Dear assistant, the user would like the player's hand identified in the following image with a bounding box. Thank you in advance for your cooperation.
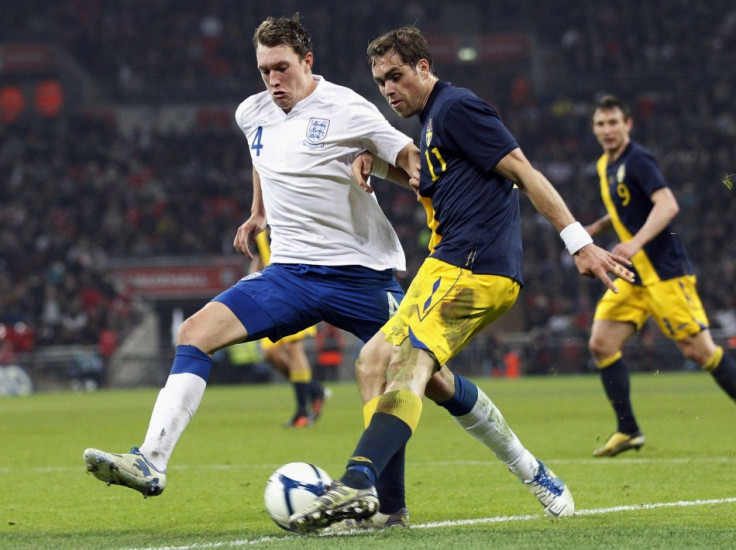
[233,215,266,259]
[573,243,635,293]
[611,240,641,261]
[351,152,375,193]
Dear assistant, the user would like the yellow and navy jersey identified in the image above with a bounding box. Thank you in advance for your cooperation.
[417,81,523,282]
[597,141,693,286]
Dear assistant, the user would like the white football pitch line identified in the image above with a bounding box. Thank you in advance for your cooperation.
[125,496,736,550]
[413,496,736,528]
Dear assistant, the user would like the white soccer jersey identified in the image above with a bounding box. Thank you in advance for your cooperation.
[235,75,410,271]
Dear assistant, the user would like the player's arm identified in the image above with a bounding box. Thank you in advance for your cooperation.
[233,167,268,259]
[394,142,421,193]
[612,187,679,260]
[351,143,420,196]
[584,214,612,237]
[494,147,635,291]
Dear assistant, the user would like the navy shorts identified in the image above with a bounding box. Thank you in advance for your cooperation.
[211,264,404,343]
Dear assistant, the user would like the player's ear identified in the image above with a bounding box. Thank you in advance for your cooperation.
[303,52,314,71]
[417,59,430,77]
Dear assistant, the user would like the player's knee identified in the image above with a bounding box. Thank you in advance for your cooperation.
[680,344,710,366]
[175,314,221,354]
[358,334,391,366]
[176,316,199,346]
[677,332,716,367]
[588,334,610,361]
[355,344,384,383]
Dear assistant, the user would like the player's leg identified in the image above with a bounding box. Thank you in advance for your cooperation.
[356,315,543,489]
[262,339,311,426]
[424,367,571,515]
[84,264,320,496]
[282,332,328,421]
[342,338,434,485]
[140,302,248,465]
[414,266,571,517]
[589,281,648,457]
[293,326,328,420]
[316,265,410,525]
[292,337,435,532]
[84,301,248,496]
[340,323,405,526]
[676,330,736,401]
[261,341,289,378]
[308,376,328,421]
[282,339,320,425]
[426,367,540,476]
[658,276,736,402]
[588,318,644,456]
[290,260,566,531]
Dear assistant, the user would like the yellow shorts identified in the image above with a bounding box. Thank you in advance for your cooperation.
[381,257,520,366]
[260,325,317,350]
[594,275,709,340]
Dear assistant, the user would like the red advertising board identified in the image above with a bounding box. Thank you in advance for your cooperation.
[109,258,247,298]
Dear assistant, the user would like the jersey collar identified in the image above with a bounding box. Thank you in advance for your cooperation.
[419,80,449,125]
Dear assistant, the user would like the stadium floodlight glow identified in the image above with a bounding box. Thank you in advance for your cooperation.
[457,47,477,62]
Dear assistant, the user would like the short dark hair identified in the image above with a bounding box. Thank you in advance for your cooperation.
[253,13,312,58]
[595,94,631,120]
[367,25,434,73]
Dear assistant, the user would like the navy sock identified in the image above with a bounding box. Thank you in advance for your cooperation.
[170,344,212,382]
[711,353,736,401]
[308,380,325,401]
[437,373,478,416]
[600,358,639,434]
[293,382,309,416]
[374,446,406,514]
[342,413,412,489]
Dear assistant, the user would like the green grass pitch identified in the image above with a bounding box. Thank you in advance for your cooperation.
[2,371,735,549]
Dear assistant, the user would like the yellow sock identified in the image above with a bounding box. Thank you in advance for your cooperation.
[702,346,724,372]
[363,396,380,428]
[376,390,423,432]
[596,351,622,369]
[289,369,311,383]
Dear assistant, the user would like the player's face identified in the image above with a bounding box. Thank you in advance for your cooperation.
[256,44,316,113]
[592,107,632,157]
[371,51,434,118]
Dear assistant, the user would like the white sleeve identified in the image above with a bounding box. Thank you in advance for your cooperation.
[234,100,249,137]
[348,98,413,165]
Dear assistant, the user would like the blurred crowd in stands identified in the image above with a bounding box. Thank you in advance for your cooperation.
[1,1,735,364]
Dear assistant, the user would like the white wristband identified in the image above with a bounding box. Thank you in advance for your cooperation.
[560,221,593,255]
[371,156,389,179]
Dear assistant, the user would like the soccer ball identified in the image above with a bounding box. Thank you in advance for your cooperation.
[264,462,332,531]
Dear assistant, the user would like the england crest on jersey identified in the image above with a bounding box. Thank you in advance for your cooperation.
[305,117,330,145]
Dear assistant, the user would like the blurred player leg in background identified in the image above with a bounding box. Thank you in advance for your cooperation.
[260,327,326,427]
